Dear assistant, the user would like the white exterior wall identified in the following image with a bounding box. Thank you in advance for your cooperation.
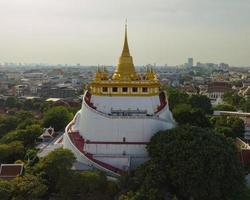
[63,91,175,174]
[78,101,174,143]
[85,143,147,156]
[91,95,160,114]
[208,92,224,104]
[93,155,130,170]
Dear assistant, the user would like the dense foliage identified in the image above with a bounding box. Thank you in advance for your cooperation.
[166,87,212,115]
[0,148,118,200]
[43,106,73,131]
[213,103,236,111]
[120,125,249,200]
[166,87,245,138]
[188,94,213,114]
[173,104,211,127]
[166,87,189,110]
[222,91,250,112]
[210,116,245,139]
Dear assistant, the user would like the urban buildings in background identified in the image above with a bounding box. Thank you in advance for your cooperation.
[0,53,250,106]
[0,61,248,103]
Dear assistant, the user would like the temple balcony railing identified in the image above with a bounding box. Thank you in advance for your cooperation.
[110,108,147,116]
[83,91,169,122]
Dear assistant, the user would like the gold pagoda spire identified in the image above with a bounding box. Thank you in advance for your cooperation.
[121,23,130,57]
[112,22,137,80]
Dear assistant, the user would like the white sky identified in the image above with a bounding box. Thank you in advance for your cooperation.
[0,0,250,66]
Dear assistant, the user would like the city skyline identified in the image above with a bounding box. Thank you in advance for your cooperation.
[0,0,250,66]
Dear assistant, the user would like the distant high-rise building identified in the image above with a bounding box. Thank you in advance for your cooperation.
[188,58,193,67]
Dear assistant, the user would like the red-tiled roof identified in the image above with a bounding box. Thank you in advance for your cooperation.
[207,81,233,93]
[0,164,23,180]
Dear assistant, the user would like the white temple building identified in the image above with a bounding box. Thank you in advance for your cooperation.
[63,24,175,176]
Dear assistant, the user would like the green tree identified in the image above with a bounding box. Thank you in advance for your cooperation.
[0,115,18,137]
[121,126,248,200]
[228,116,245,137]
[213,104,236,111]
[58,171,118,200]
[188,94,212,114]
[0,125,42,148]
[0,99,5,107]
[23,99,35,110]
[241,98,250,112]
[144,125,247,200]
[222,91,243,108]
[15,111,34,123]
[34,148,75,192]
[42,106,73,131]
[0,178,12,200]
[210,116,245,139]
[232,80,243,88]
[166,87,189,110]
[11,175,47,200]
[25,148,39,166]
[0,141,25,163]
[173,104,210,127]
[5,96,17,108]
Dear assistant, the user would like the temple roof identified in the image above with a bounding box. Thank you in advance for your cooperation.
[0,164,24,180]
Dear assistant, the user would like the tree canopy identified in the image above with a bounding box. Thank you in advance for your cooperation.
[121,125,248,200]
[0,141,25,163]
[0,124,42,148]
[42,106,73,131]
[213,103,237,111]
[210,116,245,139]
[222,91,244,108]
[5,96,17,108]
[31,148,118,199]
[34,148,76,192]
[188,94,212,114]
[173,104,211,128]
[166,87,189,110]
[11,175,48,200]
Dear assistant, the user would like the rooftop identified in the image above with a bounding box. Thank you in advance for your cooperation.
[0,164,24,180]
